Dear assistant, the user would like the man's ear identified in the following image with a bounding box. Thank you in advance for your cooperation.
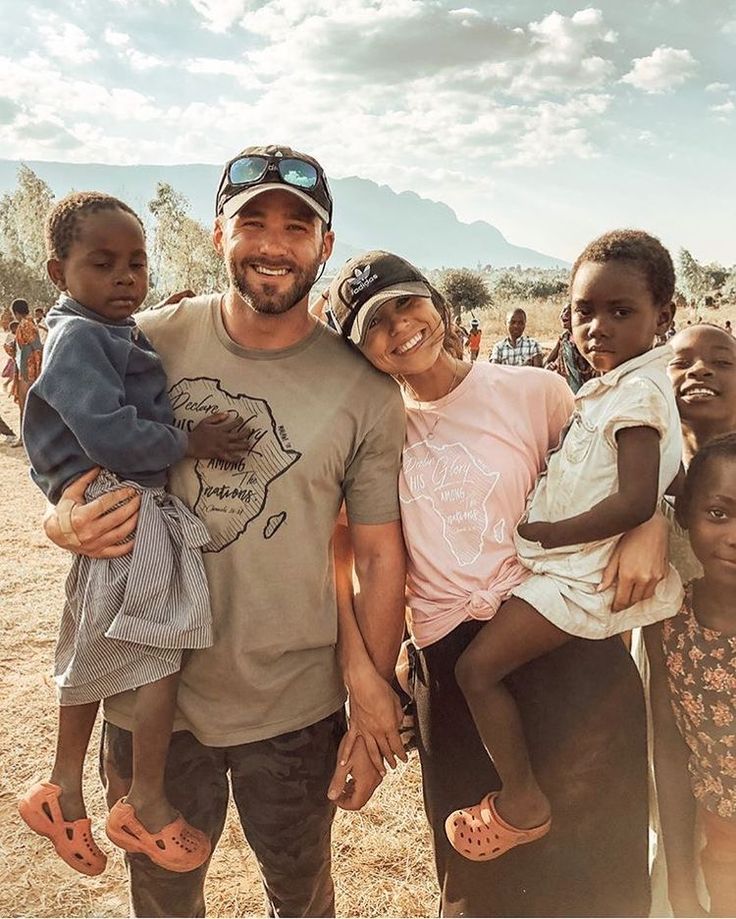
[47,258,66,291]
[212,217,224,256]
[320,229,335,265]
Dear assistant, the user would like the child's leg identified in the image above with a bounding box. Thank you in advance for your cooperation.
[125,672,180,832]
[49,700,100,821]
[455,597,569,829]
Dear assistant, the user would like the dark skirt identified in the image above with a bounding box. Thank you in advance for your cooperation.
[412,621,650,918]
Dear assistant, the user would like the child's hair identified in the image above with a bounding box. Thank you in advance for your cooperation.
[9,320,19,331]
[45,192,145,261]
[11,298,29,316]
[571,230,675,307]
[676,432,736,528]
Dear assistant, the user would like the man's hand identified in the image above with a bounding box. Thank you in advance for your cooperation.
[155,289,195,308]
[44,467,140,558]
[598,510,669,611]
[327,734,383,811]
[186,413,251,463]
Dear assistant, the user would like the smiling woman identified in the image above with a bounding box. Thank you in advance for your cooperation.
[326,246,661,916]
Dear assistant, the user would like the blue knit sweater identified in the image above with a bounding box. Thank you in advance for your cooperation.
[23,296,188,503]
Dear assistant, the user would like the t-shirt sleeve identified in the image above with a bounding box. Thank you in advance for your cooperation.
[601,376,671,449]
[531,338,543,358]
[343,384,406,525]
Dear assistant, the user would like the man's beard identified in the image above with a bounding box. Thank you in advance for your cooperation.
[228,253,322,316]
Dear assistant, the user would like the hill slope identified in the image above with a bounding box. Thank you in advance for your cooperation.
[0,159,566,270]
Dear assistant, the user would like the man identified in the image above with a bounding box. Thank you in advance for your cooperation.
[489,307,543,366]
[43,145,407,917]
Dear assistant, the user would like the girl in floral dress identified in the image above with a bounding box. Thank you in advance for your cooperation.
[645,432,736,918]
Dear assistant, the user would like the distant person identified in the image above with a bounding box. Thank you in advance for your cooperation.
[489,308,542,366]
[725,320,733,336]
[34,306,49,343]
[18,191,248,876]
[543,304,595,393]
[10,298,43,429]
[467,318,482,362]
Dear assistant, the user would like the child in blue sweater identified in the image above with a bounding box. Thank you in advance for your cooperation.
[18,192,247,876]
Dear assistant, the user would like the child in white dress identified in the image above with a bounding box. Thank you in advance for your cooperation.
[446,230,684,860]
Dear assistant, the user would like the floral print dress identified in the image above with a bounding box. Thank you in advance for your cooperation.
[662,580,736,819]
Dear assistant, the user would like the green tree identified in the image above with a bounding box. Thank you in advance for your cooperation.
[148,182,226,301]
[437,268,491,318]
[0,165,56,303]
[677,248,709,308]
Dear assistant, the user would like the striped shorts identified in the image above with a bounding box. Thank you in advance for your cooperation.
[55,471,213,705]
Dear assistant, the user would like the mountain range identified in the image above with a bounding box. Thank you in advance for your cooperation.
[0,159,566,270]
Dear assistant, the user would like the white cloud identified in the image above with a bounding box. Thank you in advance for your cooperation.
[104,27,131,47]
[621,46,696,93]
[709,99,735,114]
[190,0,253,32]
[705,81,730,93]
[36,16,99,63]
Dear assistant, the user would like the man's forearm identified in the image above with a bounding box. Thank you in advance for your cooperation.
[352,523,406,680]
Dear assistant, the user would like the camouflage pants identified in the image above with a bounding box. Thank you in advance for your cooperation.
[99,710,345,918]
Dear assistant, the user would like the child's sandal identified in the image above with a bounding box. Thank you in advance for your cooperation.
[18,782,107,876]
[445,791,551,861]
[106,798,211,873]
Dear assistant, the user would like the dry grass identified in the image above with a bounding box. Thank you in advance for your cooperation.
[468,297,735,356]
[0,388,435,919]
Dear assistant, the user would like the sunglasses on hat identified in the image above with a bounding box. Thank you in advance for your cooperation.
[215,152,332,225]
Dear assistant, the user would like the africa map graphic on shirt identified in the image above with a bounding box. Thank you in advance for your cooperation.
[401,440,501,566]
[168,377,301,552]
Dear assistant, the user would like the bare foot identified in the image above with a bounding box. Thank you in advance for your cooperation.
[123,791,178,834]
[493,787,551,830]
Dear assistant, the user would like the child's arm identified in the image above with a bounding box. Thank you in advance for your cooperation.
[519,425,660,549]
[643,624,706,918]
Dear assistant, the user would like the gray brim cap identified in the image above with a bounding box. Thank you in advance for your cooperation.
[348,281,433,346]
[220,183,331,224]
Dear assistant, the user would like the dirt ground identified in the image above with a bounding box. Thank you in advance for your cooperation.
[0,389,436,919]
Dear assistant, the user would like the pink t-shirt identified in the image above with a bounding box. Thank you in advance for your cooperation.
[400,362,574,648]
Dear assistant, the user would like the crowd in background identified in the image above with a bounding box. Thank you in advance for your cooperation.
[2,298,46,446]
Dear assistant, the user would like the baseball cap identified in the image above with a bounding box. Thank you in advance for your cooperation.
[326,250,433,346]
[215,145,333,226]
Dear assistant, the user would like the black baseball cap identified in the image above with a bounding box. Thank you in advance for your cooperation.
[326,250,433,346]
[215,145,333,226]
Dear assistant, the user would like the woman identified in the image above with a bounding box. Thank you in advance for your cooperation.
[544,304,595,393]
[10,298,43,427]
[326,249,667,917]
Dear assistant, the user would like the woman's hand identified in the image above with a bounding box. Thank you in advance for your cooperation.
[599,510,668,611]
[342,664,406,776]
[44,467,141,558]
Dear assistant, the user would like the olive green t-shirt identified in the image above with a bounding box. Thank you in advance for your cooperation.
[104,295,405,746]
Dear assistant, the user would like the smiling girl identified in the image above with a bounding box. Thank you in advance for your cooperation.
[327,245,663,915]
[18,192,248,876]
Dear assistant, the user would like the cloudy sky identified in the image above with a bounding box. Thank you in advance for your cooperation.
[1,0,734,263]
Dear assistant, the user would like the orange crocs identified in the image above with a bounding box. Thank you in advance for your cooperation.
[17,782,107,876]
[445,791,551,861]
[106,798,211,872]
